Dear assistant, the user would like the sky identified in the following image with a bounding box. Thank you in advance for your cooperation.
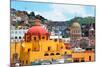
[11,1,95,21]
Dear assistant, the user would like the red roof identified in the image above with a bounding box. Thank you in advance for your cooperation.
[27,26,48,35]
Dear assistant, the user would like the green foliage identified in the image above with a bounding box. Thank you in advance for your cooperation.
[29,11,35,17]
[11,8,95,27]
[29,21,35,26]
[80,39,88,49]
[67,16,95,26]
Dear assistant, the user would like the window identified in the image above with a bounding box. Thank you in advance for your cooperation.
[73,58,79,62]
[34,37,36,40]
[19,31,21,34]
[15,31,17,34]
[56,53,60,55]
[65,52,67,55]
[26,35,31,42]
[34,48,36,51]
[66,47,68,49]
[23,27,25,29]
[28,48,31,53]
[26,60,28,64]
[50,53,54,55]
[54,39,57,42]
[15,36,17,39]
[61,47,63,49]
[19,36,21,39]
[44,53,49,56]
[13,53,18,60]
[81,58,85,62]
[42,36,45,39]
[46,37,48,40]
[89,56,91,61]
[39,36,41,40]
[48,47,51,51]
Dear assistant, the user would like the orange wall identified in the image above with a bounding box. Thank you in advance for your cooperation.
[72,52,95,62]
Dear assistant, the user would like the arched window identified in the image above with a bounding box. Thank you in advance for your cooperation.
[89,56,91,61]
[50,53,54,56]
[48,47,51,51]
[54,39,57,42]
[65,52,67,55]
[19,31,21,34]
[26,60,28,64]
[19,36,21,39]
[34,37,36,40]
[56,53,60,55]
[39,36,41,40]
[15,31,17,34]
[25,34,31,42]
[81,58,85,62]
[13,53,18,61]
[73,58,79,62]
[46,37,48,40]
[15,36,17,39]
[44,53,49,56]
[61,47,63,49]
[28,48,31,53]
[42,36,45,39]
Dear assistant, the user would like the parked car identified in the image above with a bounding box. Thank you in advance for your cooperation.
[31,61,41,65]
[56,58,64,64]
[40,60,51,65]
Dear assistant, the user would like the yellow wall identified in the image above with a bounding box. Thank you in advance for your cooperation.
[11,37,72,65]
[72,52,95,62]
[10,35,95,65]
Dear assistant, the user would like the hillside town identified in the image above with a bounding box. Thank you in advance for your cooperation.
[10,8,95,66]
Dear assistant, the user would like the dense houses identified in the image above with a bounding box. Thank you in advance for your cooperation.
[10,8,95,66]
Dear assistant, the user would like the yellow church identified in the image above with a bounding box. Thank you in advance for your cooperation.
[11,18,73,66]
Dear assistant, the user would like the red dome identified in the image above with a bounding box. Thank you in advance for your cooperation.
[27,26,48,35]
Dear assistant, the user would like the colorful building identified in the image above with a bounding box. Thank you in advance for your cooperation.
[10,18,95,66]
[11,18,73,65]
[72,51,95,62]
[70,21,81,48]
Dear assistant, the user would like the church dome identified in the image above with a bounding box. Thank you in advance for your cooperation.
[27,26,48,35]
[71,22,81,28]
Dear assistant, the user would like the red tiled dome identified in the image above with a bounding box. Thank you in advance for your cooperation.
[27,26,48,35]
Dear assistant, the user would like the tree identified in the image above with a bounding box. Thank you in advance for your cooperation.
[30,12,35,17]
[28,11,35,19]
[67,17,95,26]
[80,39,88,49]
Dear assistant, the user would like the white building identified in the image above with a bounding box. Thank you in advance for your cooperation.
[62,38,70,43]
[11,28,28,42]
[50,35,62,39]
